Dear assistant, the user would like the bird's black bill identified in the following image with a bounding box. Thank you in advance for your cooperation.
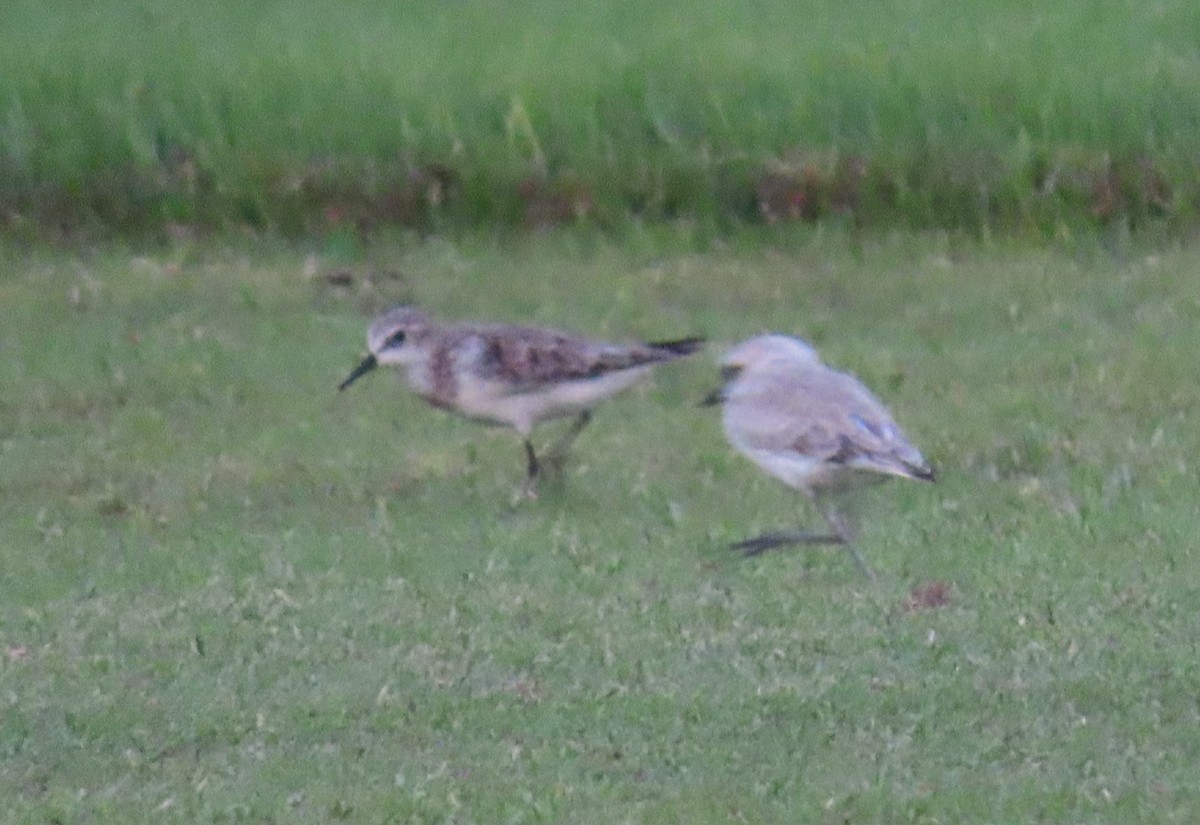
[338,354,378,391]
[699,387,726,407]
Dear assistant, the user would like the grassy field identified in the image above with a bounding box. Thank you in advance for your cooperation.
[2,0,1200,233]
[2,227,1199,821]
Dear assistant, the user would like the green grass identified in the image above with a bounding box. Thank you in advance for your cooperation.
[2,0,1200,233]
[2,227,1199,821]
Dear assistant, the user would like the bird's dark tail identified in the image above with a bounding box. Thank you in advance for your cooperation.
[648,336,705,357]
[910,463,937,483]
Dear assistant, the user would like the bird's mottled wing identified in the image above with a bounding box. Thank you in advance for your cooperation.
[474,326,673,391]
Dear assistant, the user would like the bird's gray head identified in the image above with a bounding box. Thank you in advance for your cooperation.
[720,334,821,372]
[338,306,433,391]
[701,334,821,406]
[366,306,432,364]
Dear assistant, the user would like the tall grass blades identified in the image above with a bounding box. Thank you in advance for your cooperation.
[2,0,1199,235]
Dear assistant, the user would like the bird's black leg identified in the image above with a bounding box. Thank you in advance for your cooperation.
[732,530,845,557]
[543,410,593,470]
[524,439,540,481]
[819,503,876,581]
[733,501,876,580]
[515,439,543,501]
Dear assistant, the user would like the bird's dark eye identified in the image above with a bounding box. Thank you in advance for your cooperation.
[384,330,406,348]
[720,365,743,382]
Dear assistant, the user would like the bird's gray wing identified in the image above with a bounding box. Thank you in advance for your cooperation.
[731,366,932,480]
[811,369,933,480]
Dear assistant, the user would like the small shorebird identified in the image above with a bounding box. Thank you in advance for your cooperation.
[703,334,934,579]
[340,307,703,493]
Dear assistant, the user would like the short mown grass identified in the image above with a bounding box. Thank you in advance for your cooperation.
[1,227,1198,822]
[2,0,1200,233]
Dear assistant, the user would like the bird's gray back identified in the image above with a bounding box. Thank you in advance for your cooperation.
[725,361,926,477]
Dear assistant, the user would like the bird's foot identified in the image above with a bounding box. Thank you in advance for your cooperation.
[732,530,845,557]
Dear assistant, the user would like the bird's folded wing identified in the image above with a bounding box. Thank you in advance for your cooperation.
[731,376,908,465]
[475,328,667,390]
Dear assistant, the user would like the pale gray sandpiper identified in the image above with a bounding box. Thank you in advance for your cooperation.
[703,334,934,579]
[340,306,704,493]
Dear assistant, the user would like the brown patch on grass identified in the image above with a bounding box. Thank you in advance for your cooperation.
[322,270,355,287]
[517,174,595,228]
[309,263,411,316]
[278,158,461,234]
[755,150,873,224]
[902,580,952,613]
[1090,155,1172,224]
[1035,151,1174,226]
[97,496,131,518]
[377,162,461,228]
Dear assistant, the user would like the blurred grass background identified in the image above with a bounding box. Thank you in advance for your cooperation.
[2,0,1199,236]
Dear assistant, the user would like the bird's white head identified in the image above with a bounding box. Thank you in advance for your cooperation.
[720,334,821,372]
[339,306,434,391]
[700,334,821,406]
[366,306,433,366]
